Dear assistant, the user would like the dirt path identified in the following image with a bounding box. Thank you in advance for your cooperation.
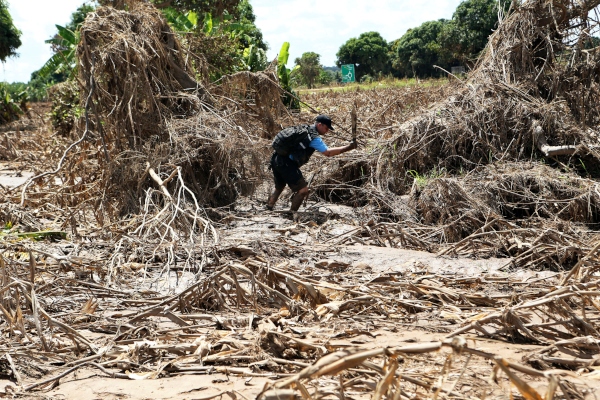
[0,162,33,188]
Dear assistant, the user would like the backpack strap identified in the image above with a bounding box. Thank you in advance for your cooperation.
[307,124,320,141]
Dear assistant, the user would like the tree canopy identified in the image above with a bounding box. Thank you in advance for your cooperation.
[150,0,241,19]
[294,52,321,89]
[336,31,389,81]
[438,0,511,64]
[236,0,266,51]
[394,19,448,78]
[0,0,22,62]
[392,0,512,78]
[65,2,97,32]
[180,0,268,77]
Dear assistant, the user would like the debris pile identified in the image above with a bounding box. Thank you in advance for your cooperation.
[2,228,600,398]
[310,0,600,196]
[16,3,291,273]
[303,0,600,270]
[377,0,600,189]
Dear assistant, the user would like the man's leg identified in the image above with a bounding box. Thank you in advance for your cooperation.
[290,186,309,211]
[273,155,307,211]
[267,187,283,210]
[267,156,287,210]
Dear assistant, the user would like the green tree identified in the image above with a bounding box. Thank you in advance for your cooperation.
[336,31,389,81]
[164,0,268,75]
[294,52,321,89]
[229,0,268,71]
[65,2,97,32]
[584,36,600,49]
[318,69,334,85]
[0,0,21,62]
[150,0,241,19]
[388,38,401,77]
[236,0,267,52]
[438,0,511,65]
[395,19,448,78]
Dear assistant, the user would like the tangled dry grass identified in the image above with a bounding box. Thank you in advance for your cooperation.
[2,223,600,398]
[301,0,600,271]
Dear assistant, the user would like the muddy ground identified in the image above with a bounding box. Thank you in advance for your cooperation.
[0,199,563,399]
[1,98,599,400]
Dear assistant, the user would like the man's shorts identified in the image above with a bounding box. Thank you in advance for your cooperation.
[270,153,308,192]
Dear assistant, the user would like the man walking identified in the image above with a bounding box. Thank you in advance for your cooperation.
[267,115,357,211]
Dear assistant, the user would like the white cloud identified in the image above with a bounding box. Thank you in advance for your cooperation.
[1,0,464,83]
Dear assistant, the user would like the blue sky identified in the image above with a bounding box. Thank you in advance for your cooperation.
[1,0,463,83]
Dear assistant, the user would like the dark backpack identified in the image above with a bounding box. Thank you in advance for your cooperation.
[272,125,312,156]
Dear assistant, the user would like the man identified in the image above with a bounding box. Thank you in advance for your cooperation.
[267,115,357,211]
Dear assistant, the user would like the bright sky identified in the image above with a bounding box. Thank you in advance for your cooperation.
[1,0,93,83]
[1,0,464,83]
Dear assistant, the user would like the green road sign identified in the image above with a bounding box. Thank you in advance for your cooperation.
[341,64,355,83]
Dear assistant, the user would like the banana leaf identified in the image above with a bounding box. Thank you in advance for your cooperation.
[0,231,67,241]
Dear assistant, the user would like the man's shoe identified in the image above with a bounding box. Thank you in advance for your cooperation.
[266,204,274,211]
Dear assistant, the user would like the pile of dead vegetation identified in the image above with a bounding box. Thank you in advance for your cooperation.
[375,0,600,188]
[301,83,451,140]
[2,212,600,399]
[412,162,599,266]
[9,2,298,271]
[301,0,600,269]
[74,2,269,213]
[22,1,294,215]
[311,0,600,196]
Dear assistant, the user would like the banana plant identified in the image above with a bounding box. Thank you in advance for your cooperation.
[38,25,79,80]
[202,12,213,33]
[277,42,300,109]
[163,9,222,34]
[163,8,199,32]
[0,83,23,124]
[242,44,267,71]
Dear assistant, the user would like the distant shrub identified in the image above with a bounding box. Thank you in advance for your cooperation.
[48,81,81,136]
[0,82,25,125]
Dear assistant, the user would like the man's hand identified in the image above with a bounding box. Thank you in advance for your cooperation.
[323,140,358,157]
[348,139,358,150]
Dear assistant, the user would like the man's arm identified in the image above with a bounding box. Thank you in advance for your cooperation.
[311,137,357,157]
[322,142,356,157]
